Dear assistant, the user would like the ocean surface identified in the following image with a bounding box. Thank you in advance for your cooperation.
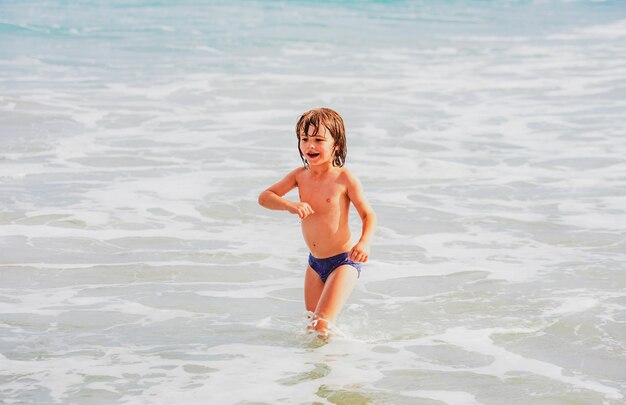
[1,0,626,404]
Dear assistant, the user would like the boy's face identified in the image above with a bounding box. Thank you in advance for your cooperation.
[299,125,337,167]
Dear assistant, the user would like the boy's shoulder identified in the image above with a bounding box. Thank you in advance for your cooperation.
[291,166,307,176]
[337,167,365,192]
[289,166,307,182]
[337,166,358,182]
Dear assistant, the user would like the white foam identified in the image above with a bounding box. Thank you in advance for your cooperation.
[434,327,623,400]
[544,297,599,316]
[397,390,483,405]
[548,19,626,40]
[195,278,301,300]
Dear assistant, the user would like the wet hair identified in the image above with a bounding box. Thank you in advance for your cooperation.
[295,107,347,168]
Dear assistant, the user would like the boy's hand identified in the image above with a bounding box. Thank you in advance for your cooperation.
[287,201,314,219]
[349,241,370,263]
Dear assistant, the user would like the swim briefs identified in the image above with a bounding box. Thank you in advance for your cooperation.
[308,251,361,283]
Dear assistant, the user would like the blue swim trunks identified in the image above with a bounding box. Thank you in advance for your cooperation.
[308,252,361,283]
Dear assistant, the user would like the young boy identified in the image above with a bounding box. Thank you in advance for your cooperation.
[258,107,376,337]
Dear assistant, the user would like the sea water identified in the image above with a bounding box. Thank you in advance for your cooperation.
[1,0,625,404]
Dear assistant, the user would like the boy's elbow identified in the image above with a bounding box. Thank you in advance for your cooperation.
[367,210,378,225]
[363,210,377,224]
[370,211,378,225]
[258,191,267,207]
[258,190,274,207]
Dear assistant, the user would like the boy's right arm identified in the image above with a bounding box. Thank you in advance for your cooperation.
[258,169,314,219]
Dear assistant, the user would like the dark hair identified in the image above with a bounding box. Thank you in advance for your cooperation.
[295,107,346,168]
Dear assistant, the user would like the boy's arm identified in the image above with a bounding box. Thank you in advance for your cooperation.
[345,170,377,263]
[258,168,314,219]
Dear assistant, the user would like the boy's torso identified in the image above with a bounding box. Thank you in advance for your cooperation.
[296,167,353,258]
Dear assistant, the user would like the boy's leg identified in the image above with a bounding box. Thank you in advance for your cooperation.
[312,265,359,334]
[304,266,325,313]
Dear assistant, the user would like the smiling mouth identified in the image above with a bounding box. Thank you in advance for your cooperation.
[307,152,320,158]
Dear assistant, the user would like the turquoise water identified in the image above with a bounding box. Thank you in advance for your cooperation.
[1,1,626,404]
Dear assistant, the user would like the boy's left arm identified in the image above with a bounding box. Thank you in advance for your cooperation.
[346,171,377,263]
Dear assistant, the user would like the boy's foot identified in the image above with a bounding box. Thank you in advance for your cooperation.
[307,313,333,339]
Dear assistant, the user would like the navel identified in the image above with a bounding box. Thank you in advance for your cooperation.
[326,198,330,203]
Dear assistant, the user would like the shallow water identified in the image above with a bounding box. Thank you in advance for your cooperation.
[1,0,626,404]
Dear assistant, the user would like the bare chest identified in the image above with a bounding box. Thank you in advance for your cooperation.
[298,178,347,214]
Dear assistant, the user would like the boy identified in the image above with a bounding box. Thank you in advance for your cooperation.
[258,107,376,337]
